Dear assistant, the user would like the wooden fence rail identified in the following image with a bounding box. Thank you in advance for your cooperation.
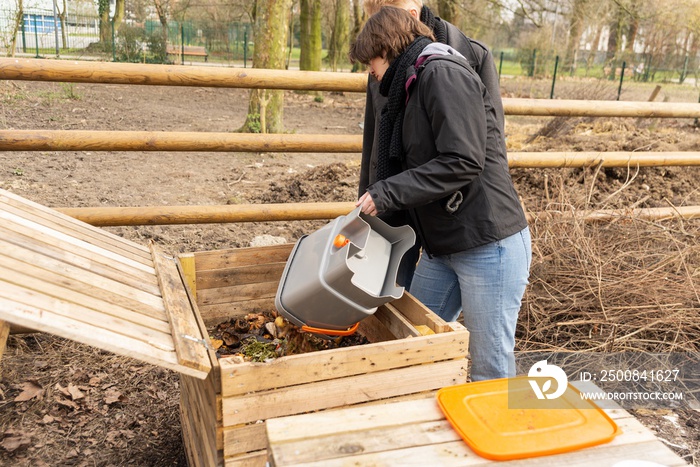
[56,203,700,227]
[3,58,700,118]
[3,130,700,168]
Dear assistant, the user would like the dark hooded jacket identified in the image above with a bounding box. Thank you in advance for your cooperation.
[359,15,504,196]
[365,44,526,256]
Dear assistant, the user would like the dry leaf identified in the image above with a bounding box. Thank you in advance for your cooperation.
[0,434,31,452]
[210,338,223,350]
[14,381,44,402]
[42,415,55,424]
[67,383,85,401]
[104,388,124,405]
[88,377,102,387]
[54,383,71,397]
[55,396,79,410]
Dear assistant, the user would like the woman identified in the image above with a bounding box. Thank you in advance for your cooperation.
[349,6,531,381]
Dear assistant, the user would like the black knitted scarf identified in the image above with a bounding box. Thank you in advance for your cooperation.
[420,6,448,44]
[376,36,432,181]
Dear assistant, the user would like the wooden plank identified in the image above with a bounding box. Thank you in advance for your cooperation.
[219,332,468,396]
[180,374,220,466]
[0,280,174,350]
[222,359,467,425]
[0,296,207,378]
[391,292,451,333]
[197,281,279,306]
[178,253,198,302]
[0,208,155,274]
[224,450,267,467]
[271,437,688,467]
[357,313,397,343]
[0,224,161,295]
[373,303,421,339]
[0,189,152,263]
[0,259,170,332]
[175,257,221,390]
[1,241,165,312]
[195,263,286,291]
[150,242,212,375]
[266,397,688,467]
[223,423,268,457]
[198,299,277,326]
[193,244,293,272]
[0,320,10,365]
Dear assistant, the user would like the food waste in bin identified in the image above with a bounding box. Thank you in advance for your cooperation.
[275,207,415,337]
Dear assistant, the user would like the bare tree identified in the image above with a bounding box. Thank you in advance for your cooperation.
[241,0,294,133]
[327,0,349,71]
[6,0,23,57]
[300,0,322,70]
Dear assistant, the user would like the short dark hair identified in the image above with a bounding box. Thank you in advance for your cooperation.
[349,6,435,65]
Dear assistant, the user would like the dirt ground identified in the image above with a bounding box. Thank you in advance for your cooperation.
[1,76,699,466]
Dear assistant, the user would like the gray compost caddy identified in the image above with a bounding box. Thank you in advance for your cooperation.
[275,207,415,336]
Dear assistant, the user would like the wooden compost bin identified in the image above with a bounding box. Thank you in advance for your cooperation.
[177,243,470,467]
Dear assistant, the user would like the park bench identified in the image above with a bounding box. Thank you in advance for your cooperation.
[166,44,208,62]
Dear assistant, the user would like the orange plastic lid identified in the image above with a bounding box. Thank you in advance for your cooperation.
[436,376,621,460]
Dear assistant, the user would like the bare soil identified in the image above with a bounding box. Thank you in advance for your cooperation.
[0,76,699,466]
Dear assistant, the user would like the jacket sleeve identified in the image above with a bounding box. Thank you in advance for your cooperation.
[367,64,487,213]
[358,75,376,197]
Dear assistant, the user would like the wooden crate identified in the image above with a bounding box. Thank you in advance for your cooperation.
[178,244,470,467]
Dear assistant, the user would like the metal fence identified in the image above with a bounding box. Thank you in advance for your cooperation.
[1,9,253,64]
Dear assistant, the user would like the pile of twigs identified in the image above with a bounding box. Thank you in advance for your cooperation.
[517,170,700,353]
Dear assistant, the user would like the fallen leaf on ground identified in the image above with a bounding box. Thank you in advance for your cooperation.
[14,381,44,402]
[67,384,85,400]
[0,433,32,452]
[104,388,125,405]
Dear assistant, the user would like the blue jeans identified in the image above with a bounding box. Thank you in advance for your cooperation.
[409,227,531,381]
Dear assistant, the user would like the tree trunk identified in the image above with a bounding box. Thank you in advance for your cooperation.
[585,24,603,74]
[113,0,126,29]
[99,0,111,45]
[8,0,23,57]
[437,0,460,26]
[564,0,587,75]
[153,0,169,44]
[299,0,321,71]
[241,0,293,133]
[327,0,349,72]
[605,6,622,79]
[59,0,68,49]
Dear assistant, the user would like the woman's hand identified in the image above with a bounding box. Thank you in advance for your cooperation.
[356,192,378,216]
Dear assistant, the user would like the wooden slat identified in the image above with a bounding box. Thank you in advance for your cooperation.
[1,241,165,313]
[0,208,154,274]
[151,242,212,375]
[0,190,152,262]
[391,292,451,333]
[0,280,174,350]
[197,281,279,306]
[266,398,687,467]
[198,299,277,326]
[0,224,161,295]
[222,359,467,425]
[0,321,10,365]
[224,450,268,467]
[0,259,170,333]
[179,253,198,302]
[195,263,286,291]
[223,423,268,457]
[219,332,468,397]
[180,374,220,466]
[373,303,421,339]
[0,296,210,378]
[193,244,293,272]
[357,313,397,343]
